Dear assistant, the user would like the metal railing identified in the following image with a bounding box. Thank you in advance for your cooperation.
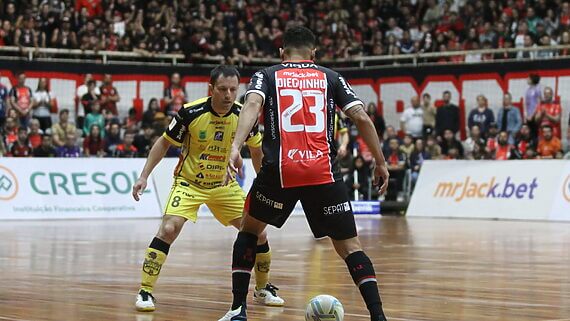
[1,44,570,68]
[0,46,185,65]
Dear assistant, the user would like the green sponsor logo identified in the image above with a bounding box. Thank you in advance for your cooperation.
[30,171,151,196]
[199,130,207,140]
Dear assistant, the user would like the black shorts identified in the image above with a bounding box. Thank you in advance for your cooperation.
[245,174,357,240]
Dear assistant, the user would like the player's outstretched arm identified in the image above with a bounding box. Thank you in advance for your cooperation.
[132,136,170,201]
[345,104,390,195]
[226,93,263,182]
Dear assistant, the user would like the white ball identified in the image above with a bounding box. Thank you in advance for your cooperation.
[305,294,344,321]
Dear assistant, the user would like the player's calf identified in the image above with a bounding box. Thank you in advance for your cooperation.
[345,251,388,321]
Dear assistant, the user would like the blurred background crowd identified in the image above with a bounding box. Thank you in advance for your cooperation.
[1,71,569,201]
[2,0,570,63]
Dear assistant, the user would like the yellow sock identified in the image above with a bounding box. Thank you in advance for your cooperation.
[255,245,271,290]
[140,237,170,293]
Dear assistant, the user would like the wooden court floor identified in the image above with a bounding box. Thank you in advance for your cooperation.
[0,216,569,321]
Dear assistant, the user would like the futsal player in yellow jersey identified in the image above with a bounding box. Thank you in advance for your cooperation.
[132,66,284,312]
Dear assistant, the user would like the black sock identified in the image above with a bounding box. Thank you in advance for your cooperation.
[150,237,170,254]
[256,241,270,254]
[231,232,258,310]
[345,251,385,320]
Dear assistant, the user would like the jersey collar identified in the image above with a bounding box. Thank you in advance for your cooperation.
[207,97,236,117]
[283,60,314,63]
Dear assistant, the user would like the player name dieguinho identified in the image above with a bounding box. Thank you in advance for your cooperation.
[276,77,326,89]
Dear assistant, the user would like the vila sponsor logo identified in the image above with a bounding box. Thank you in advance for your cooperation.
[433,176,538,202]
[287,148,324,160]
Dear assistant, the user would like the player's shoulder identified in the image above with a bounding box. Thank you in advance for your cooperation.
[180,97,210,120]
[230,101,244,116]
[183,96,210,109]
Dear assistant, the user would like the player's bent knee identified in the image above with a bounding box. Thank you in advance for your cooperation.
[240,214,267,237]
[331,237,363,260]
[157,216,185,243]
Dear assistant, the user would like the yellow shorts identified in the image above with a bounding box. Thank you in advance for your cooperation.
[164,177,246,226]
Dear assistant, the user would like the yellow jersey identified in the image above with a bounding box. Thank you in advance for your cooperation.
[163,97,262,189]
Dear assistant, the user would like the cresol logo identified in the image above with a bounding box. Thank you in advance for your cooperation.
[0,165,19,200]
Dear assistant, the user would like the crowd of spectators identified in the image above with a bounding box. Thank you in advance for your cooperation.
[3,1,570,63]
[0,71,182,158]
[341,73,570,200]
[1,71,569,201]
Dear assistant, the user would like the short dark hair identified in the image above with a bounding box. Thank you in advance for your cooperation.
[59,108,69,115]
[443,90,451,96]
[529,73,541,85]
[283,26,316,50]
[210,65,240,85]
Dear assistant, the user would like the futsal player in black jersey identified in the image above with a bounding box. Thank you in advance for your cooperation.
[218,26,390,321]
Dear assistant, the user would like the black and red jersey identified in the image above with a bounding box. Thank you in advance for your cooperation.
[246,60,363,188]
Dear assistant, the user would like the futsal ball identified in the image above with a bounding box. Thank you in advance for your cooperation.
[305,294,344,321]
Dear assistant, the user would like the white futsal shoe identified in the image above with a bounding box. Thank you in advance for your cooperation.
[253,283,285,306]
[135,290,156,312]
[218,305,247,321]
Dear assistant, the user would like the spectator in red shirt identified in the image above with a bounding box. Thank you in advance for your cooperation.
[386,137,406,201]
[9,72,34,127]
[3,116,18,150]
[75,0,103,18]
[28,119,43,149]
[83,124,105,157]
[113,131,137,158]
[494,131,513,160]
[514,124,536,158]
[485,123,499,155]
[561,2,570,27]
[99,74,120,118]
[163,73,187,116]
[537,125,562,159]
[10,127,32,157]
[535,87,561,139]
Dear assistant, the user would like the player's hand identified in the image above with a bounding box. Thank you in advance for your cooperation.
[374,162,389,196]
[225,146,243,185]
[337,145,348,158]
[132,177,147,201]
